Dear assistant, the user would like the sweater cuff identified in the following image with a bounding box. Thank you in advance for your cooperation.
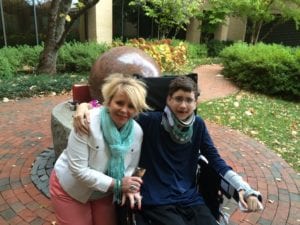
[224,170,262,201]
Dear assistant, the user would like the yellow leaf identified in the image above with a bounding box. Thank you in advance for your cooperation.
[245,110,252,116]
[233,102,239,107]
[65,15,71,22]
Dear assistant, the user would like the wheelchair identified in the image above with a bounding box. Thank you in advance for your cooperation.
[116,74,240,225]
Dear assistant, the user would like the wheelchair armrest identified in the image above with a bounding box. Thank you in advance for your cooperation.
[198,155,239,203]
[219,175,239,202]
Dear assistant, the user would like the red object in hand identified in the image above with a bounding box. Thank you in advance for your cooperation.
[72,84,91,103]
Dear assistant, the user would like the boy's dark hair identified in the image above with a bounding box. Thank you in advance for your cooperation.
[168,76,200,99]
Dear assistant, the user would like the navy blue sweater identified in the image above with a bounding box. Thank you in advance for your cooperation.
[136,111,230,206]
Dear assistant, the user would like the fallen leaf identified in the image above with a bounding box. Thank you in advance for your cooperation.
[3,97,9,102]
[245,110,252,116]
[234,102,239,107]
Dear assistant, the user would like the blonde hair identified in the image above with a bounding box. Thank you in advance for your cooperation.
[101,73,150,113]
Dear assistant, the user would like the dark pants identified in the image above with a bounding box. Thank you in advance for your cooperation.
[135,204,219,225]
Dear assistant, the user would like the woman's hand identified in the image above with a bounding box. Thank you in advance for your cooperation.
[121,176,143,209]
[73,103,91,135]
[121,192,142,210]
[238,190,262,212]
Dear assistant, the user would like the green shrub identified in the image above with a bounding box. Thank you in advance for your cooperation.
[0,73,88,99]
[0,57,15,79]
[0,41,111,79]
[58,42,110,73]
[0,45,42,78]
[186,42,207,61]
[171,39,207,62]
[0,47,22,78]
[206,40,234,57]
[17,45,43,68]
[220,42,300,99]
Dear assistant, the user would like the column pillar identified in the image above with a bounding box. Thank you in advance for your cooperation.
[186,18,201,43]
[87,0,112,44]
[214,17,229,41]
[214,17,247,41]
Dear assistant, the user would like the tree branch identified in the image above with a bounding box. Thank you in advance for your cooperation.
[57,0,101,48]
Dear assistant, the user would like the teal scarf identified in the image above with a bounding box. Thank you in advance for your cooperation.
[162,106,195,144]
[100,106,134,202]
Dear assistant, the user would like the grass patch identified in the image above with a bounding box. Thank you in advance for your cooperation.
[197,91,300,172]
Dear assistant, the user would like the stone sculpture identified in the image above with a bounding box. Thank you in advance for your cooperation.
[89,46,161,102]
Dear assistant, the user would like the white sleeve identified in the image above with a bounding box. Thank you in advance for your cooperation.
[66,130,113,192]
[224,170,261,199]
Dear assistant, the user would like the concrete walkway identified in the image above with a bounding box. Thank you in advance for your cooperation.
[0,65,299,224]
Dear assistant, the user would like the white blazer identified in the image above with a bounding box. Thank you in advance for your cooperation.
[54,107,143,203]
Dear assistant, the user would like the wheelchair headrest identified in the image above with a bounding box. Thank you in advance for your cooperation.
[134,73,198,112]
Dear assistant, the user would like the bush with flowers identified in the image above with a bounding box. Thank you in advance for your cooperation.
[113,38,188,73]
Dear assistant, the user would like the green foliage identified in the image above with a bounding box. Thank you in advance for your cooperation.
[129,0,203,38]
[0,73,88,99]
[0,45,43,77]
[171,39,208,67]
[220,42,300,99]
[58,42,110,72]
[198,1,233,35]
[0,47,23,79]
[0,56,17,79]
[206,40,234,57]
[17,45,43,68]
[0,42,111,78]
[202,0,300,44]
[234,0,300,43]
[198,92,300,172]
[186,42,207,61]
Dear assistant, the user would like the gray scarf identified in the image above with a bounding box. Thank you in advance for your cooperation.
[161,106,195,144]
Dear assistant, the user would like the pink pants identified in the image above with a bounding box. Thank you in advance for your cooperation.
[49,171,117,225]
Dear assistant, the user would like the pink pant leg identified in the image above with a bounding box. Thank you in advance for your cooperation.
[49,171,93,225]
[91,195,117,225]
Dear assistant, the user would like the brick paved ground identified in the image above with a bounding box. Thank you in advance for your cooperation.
[0,65,299,224]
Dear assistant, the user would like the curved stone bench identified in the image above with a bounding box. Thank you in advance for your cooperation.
[51,101,73,158]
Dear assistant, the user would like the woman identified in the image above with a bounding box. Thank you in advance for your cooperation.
[49,73,150,225]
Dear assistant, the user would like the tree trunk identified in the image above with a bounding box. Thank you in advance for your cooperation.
[254,21,263,44]
[36,0,101,74]
[250,22,258,44]
[37,0,71,74]
[37,44,59,74]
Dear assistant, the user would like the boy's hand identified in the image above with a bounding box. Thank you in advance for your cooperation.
[238,190,263,212]
[73,103,91,135]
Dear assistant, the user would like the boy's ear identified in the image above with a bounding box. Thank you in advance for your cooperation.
[166,95,172,104]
